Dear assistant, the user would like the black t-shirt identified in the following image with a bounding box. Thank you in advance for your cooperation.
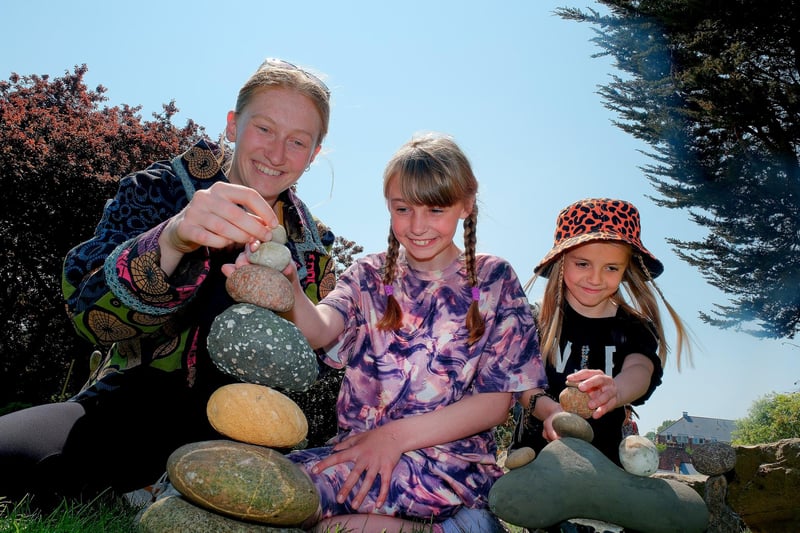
[512,302,663,465]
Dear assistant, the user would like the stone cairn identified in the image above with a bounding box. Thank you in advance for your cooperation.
[494,386,709,532]
[692,441,745,533]
[138,228,321,532]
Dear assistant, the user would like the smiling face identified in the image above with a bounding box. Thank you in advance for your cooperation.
[225,87,322,205]
[386,176,471,271]
[563,241,631,317]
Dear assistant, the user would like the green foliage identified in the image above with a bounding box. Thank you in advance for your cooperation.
[0,495,139,533]
[656,419,676,433]
[0,66,203,406]
[558,0,800,339]
[732,391,800,444]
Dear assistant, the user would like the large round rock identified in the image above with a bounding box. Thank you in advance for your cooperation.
[137,495,304,532]
[208,303,318,392]
[167,440,319,526]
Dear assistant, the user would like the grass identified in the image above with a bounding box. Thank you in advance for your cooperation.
[0,494,526,533]
[0,495,140,533]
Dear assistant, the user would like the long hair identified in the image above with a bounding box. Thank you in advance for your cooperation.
[377,133,485,344]
[529,249,691,370]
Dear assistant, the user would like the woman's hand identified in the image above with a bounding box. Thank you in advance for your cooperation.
[160,182,279,274]
[312,427,404,511]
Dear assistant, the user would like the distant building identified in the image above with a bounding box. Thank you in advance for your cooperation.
[657,411,736,446]
[655,412,737,473]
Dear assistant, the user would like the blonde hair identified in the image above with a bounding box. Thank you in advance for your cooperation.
[377,133,485,344]
[528,247,691,371]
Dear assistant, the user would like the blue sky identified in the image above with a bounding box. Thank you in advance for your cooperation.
[3,0,798,435]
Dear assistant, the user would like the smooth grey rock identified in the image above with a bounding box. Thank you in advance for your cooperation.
[552,411,594,442]
[246,241,291,271]
[489,437,709,532]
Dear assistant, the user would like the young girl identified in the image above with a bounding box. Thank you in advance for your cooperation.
[511,198,691,465]
[277,133,547,532]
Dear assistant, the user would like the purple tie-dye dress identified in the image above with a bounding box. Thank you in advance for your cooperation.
[288,250,546,521]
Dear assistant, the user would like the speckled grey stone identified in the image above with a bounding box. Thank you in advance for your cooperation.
[693,441,736,475]
[208,303,318,392]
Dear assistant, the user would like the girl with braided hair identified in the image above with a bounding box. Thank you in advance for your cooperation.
[228,132,546,532]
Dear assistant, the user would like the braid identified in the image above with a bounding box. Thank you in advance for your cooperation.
[463,206,485,344]
[377,229,403,331]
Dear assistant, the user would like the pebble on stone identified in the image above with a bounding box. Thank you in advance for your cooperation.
[246,241,292,271]
[559,382,595,419]
[270,225,288,245]
[619,435,659,476]
[208,303,318,392]
[207,383,308,448]
[226,264,294,312]
[552,411,594,442]
[693,441,737,476]
[489,437,709,532]
[505,447,537,469]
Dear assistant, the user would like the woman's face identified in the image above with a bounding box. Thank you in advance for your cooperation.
[563,241,630,317]
[225,87,322,205]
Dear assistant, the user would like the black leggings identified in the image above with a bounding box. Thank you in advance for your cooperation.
[0,368,221,509]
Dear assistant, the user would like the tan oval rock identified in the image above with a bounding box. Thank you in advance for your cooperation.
[226,264,294,312]
[207,383,308,448]
[505,447,536,470]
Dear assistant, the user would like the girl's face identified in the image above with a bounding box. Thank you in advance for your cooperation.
[386,178,471,271]
[225,87,322,206]
[563,241,631,318]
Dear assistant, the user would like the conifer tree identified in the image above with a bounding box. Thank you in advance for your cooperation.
[558,1,800,339]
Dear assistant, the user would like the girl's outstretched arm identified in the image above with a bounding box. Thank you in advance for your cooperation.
[313,391,512,510]
[222,250,344,349]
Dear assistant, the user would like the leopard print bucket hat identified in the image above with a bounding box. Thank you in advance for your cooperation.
[535,198,664,279]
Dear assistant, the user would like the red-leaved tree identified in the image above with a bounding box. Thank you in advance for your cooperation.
[0,65,203,407]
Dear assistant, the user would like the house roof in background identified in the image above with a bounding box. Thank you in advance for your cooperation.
[657,412,737,442]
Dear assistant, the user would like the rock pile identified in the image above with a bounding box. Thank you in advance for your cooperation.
[138,231,323,532]
[493,413,707,532]
[137,385,317,532]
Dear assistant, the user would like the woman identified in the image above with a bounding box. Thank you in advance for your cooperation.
[0,58,337,509]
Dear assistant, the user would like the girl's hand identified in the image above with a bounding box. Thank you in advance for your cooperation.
[567,368,618,419]
[541,409,564,442]
[312,428,403,511]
